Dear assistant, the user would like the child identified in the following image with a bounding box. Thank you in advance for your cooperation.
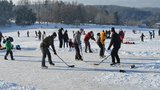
[69,39,74,49]
[4,37,14,60]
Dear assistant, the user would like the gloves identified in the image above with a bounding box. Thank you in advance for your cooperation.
[54,52,57,55]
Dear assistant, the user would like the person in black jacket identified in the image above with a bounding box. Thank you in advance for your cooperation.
[58,28,64,48]
[140,33,145,42]
[38,30,42,40]
[63,30,69,48]
[40,32,57,69]
[107,27,121,66]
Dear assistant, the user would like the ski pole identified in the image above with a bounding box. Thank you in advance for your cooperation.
[94,55,110,65]
[56,54,75,68]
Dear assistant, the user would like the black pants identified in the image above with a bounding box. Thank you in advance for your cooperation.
[84,40,92,52]
[40,46,53,66]
[111,48,120,63]
[97,42,105,57]
[5,50,14,59]
[59,39,63,48]
[74,44,82,59]
[39,36,41,40]
[63,41,68,48]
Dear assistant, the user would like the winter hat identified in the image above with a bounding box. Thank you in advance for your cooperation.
[7,37,14,42]
[111,27,115,32]
[52,32,57,37]
[80,28,84,31]
[97,33,100,36]
[90,31,93,33]
[60,28,63,30]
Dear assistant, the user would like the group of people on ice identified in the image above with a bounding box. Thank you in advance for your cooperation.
[40,27,123,68]
[140,29,158,42]
[17,30,46,40]
[57,28,77,49]
[1,27,160,69]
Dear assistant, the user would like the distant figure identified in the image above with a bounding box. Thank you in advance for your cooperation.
[107,27,121,66]
[58,28,64,48]
[35,31,38,38]
[63,30,69,48]
[72,30,75,38]
[4,37,15,60]
[158,29,160,36]
[140,33,145,42]
[69,39,74,49]
[0,32,3,47]
[38,30,42,40]
[27,31,29,37]
[17,31,20,37]
[132,30,136,34]
[42,31,46,40]
[149,31,152,39]
[80,28,85,35]
[152,30,155,38]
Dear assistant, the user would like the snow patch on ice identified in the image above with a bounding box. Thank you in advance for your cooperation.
[95,72,160,88]
[0,80,35,90]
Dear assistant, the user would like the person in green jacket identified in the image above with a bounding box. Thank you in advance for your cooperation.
[40,32,57,69]
[4,37,14,60]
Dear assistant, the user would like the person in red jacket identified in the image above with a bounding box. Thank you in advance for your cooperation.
[119,30,125,43]
[84,31,95,53]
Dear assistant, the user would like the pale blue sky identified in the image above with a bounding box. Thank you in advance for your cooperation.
[12,0,160,8]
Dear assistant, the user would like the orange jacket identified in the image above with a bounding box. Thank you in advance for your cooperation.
[100,31,106,45]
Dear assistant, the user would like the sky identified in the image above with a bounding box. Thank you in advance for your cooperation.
[12,0,160,8]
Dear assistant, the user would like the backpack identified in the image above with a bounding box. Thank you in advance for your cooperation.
[16,45,21,50]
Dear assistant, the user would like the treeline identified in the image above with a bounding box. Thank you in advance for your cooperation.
[0,0,14,25]
[97,5,160,27]
[32,0,119,25]
[0,0,119,26]
[0,0,160,27]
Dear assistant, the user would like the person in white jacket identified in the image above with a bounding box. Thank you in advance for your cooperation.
[74,30,83,60]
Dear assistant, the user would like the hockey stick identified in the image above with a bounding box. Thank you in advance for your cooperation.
[56,54,75,68]
[94,55,110,65]
[50,48,75,67]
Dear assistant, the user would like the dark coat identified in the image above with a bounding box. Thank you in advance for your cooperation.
[63,31,69,42]
[108,32,121,49]
[40,35,56,53]
[58,29,63,40]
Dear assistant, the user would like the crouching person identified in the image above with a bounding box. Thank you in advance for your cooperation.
[40,32,57,69]
[4,37,14,60]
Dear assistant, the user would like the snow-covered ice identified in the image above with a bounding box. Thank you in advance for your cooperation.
[0,24,160,90]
